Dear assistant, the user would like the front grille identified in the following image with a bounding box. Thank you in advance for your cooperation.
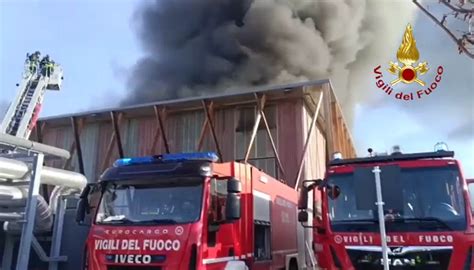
[346,246,452,270]
[107,266,162,270]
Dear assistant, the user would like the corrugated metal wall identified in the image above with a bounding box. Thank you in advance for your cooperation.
[34,84,356,189]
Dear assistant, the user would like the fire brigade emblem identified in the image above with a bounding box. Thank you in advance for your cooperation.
[388,23,429,86]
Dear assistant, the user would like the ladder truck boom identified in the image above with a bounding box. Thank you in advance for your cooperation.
[0,53,88,270]
[0,55,63,139]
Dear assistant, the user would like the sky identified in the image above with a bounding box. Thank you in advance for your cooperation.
[0,0,473,176]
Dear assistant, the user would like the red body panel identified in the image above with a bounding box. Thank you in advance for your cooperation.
[85,161,299,269]
[28,103,42,130]
[314,159,474,270]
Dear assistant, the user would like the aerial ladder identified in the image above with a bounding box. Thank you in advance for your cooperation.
[0,54,86,270]
[0,54,64,139]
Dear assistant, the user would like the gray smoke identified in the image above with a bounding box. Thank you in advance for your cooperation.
[125,0,416,126]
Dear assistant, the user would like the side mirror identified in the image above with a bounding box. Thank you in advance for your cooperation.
[79,184,92,199]
[225,193,241,221]
[75,198,88,223]
[298,210,308,222]
[227,178,242,193]
[75,183,94,224]
[298,179,323,210]
[328,185,341,200]
[298,185,309,210]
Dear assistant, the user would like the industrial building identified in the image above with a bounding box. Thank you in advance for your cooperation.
[31,79,355,189]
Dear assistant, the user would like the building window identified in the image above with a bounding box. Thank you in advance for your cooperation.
[254,221,272,260]
[235,106,278,178]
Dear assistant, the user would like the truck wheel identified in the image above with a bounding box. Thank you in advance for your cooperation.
[288,258,298,270]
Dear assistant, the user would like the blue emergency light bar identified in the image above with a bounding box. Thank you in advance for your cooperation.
[113,152,219,167]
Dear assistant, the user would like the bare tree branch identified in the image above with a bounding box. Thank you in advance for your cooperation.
[413,0,474,59]
[440,0,474,14]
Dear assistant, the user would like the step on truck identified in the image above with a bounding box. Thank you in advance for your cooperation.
[298,143,474,270]
[76,152,304,270]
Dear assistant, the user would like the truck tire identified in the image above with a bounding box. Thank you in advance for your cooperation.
[288,258,298,270]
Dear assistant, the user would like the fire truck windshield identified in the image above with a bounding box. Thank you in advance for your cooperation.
[328,166,466,232]
[95,179,203,225]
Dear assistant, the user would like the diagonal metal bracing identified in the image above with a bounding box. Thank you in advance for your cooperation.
[101,112,123,172]
[244,95,266,163]
[294,91,324,189]
[253,93,286,179]
[111,111,124,159]
[64,117,84,172]
[196,102,214,151]
[151,106,170,154]
[202,100,223,161]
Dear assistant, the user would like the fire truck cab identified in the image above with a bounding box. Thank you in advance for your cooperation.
[298,144,474,270]
[76,152,302,270]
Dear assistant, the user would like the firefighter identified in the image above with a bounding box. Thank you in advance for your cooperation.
[40,55,54,77]
[27,51,41,75]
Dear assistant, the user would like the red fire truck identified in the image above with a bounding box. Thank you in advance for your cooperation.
[76,152,303,270]
[468,178,474,220]
[298,144,474,270]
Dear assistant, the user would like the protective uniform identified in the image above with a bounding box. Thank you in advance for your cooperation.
[40,55,53,77]
[27,51,41,75]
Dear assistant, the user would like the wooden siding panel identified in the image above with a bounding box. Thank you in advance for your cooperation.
[277,100,304,187]
[136,116,159,156]
[78,122,99,181]
[96,123,114,177]
[213,108,234,162]
[34,82,356,185]
[302,105,327,182]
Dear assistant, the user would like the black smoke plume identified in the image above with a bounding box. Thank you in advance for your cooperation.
[125,0,415,125]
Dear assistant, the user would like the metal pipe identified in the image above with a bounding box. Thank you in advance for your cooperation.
[0,157,87,190]
[2,195,52,232]
[40,166,87,190]
[0,133,70,159]
[0,212,23,221]
[0,157,29,179]
[0,185,23,200]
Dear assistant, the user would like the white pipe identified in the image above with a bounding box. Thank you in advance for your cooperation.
[0,185,24,200]
[0,133,70,159]
[41,166,87,190]
[0,157,29,179]
[0,155,86,233]
[3,195,53,232]
[0,157,86,190]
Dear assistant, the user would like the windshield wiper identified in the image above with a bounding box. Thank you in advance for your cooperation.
[391,217,453,231]
[334,219,379,224]
[136,219,178,225]
[99,217,135,224]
